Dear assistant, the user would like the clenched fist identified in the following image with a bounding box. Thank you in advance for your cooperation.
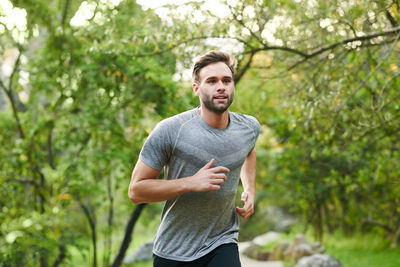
[187,159,230,192]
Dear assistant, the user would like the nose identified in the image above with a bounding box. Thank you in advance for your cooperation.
[216,80,226,92]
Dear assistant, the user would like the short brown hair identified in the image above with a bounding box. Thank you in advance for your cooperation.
[192,50,237,83]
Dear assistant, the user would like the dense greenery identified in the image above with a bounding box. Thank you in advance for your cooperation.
[1,0,399,266]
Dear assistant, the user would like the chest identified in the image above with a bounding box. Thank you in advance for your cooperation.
[172,124,254,171]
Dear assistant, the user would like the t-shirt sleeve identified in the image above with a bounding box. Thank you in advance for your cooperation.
[250,117,261,149]
[139,120,173,171]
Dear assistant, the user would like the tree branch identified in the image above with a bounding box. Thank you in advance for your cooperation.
[235,51,255,84]
[363,218,393,232]
[61,0,71,26]
[385,9,398,27]
[6,177,39,186]
[122,36,250,58]
[228,4,266,47]
[1,48,25,138]
[47,123,56,170]
[288,26,400,70]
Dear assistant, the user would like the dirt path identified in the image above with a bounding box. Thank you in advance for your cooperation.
[240,254,284,267]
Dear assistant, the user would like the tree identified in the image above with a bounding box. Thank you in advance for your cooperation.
[1,0,183,266]
[148,0,400,243]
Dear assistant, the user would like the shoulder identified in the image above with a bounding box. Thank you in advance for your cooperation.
[154,109,197,132]
[230,112,260,131]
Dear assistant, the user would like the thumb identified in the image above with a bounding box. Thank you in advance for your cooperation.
[241,192,248,202]
[202,158,215,169]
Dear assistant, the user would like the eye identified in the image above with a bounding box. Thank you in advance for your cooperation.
[208,80,217,84]
[223,79,231,83]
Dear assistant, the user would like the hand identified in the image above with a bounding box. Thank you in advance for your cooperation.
[188,159,230,192]
[235,191,254,218]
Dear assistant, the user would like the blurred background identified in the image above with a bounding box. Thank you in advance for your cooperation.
[1,0,399,266]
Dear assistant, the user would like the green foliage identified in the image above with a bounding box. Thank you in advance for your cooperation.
[1,0,186,265]
[1,0,400,265]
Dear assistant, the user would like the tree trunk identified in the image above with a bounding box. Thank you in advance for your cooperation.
[51,244,66,267]
[80,202,97,267]
[103,175,114,266]
[391,225,400,248]
[111,203,147,267]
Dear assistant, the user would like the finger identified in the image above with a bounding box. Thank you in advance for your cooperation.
[236,203,248,211]
[235,207,246,217]
[211,173,227,180]
[242,201,253,213]
[209,166,230,173]
[236,202,253,217]
[202,159,215,170]
[208,184,221,191]
[211,178,225,185]
[236,208,251,218]
[241,192,248,202]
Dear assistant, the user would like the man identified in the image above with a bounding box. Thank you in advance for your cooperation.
[128,50,260,266]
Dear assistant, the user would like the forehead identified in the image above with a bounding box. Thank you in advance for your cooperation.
[198,62,232,81]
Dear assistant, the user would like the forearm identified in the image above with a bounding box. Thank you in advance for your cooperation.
[129,158,228,204]
[240,149,256,196]
[129,177,191,204]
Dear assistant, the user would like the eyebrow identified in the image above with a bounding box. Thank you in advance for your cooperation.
[205,76,232,80]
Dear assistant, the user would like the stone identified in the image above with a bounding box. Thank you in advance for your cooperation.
[294,234,309,245]
[296,253,342,267]
[254,250,272,261]
[242,243,262,259]
[271,242,290,260]
[294,243,314,261]
[123,240,154,263]
[253,231,282,246]
[283,234,311,261]
[311,242,325,254]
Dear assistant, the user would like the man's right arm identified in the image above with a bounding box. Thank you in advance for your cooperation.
[128,158,229,204]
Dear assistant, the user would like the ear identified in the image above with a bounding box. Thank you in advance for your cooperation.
[193,83,200,96]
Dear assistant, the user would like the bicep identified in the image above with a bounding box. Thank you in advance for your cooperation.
[245,149,256,165]
[130,159,161,184]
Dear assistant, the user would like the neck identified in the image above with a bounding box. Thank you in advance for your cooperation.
[198,106,230,129]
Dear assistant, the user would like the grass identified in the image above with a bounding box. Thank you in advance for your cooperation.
[281,231,400,267]
[323,232,400,267]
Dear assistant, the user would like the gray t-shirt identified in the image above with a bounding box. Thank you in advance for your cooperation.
[139,108,260,261]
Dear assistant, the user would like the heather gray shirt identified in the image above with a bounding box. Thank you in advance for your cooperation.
[139,108,260,261]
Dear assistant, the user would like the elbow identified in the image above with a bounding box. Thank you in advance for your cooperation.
[128,184,143,204]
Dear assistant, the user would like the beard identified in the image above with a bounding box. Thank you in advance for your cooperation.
[200,91,234,114]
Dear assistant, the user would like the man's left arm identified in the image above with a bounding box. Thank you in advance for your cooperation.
[236,148,256,218]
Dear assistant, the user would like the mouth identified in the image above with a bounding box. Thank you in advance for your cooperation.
[213,95,228,101]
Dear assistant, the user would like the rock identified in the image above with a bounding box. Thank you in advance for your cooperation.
[242,243,261,259]
[271,242,290,260]
[124,240,154,263]
[283,234,311,261]
[254,250,272,261]
[253,231,282,246]
[294,243,314,261]
[294,234,309,245]
[296,254,342,267]
[311,242,325,254]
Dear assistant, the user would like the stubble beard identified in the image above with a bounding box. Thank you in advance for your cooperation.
[200,92,234,114]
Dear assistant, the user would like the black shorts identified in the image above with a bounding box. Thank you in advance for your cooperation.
[153,243,241,267]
